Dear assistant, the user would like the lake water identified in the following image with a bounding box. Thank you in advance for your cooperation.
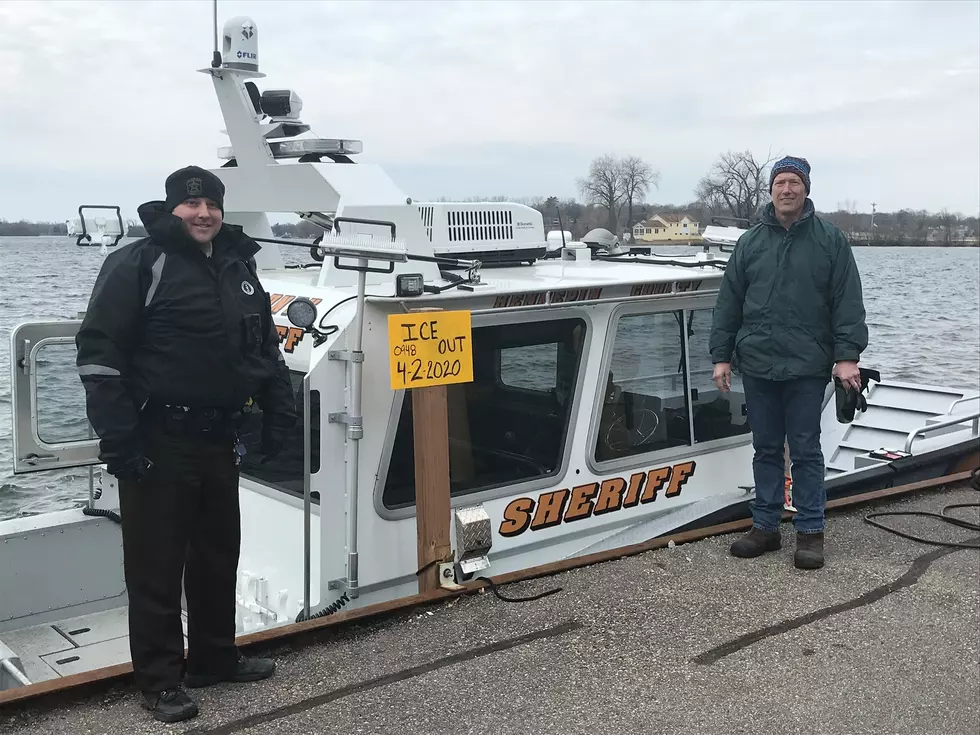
[1,236,978,520]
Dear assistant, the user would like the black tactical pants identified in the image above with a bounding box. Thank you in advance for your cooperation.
[118,418,241,693]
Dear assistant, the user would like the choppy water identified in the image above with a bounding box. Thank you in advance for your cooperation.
[1,237,978,520]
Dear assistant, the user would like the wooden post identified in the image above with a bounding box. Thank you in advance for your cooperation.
[388,305,471,595]
[412,384,452,593]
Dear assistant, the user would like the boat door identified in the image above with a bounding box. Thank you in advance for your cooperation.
[9,320,102,473]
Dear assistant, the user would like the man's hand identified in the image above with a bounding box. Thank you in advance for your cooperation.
[834,360,862,393]
[712,362,732,393]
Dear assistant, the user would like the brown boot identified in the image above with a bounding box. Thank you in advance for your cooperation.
[730,528,781,558]
[794,532,824,569]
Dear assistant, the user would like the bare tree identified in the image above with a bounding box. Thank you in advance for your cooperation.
[939,208,958,245]
[620,156,660,238]
[543,196,562,232]
[912,210,929,242]
[577,155,660,236]
[559,198,584,223]
[577,155,627,233]
[556,197,585,237]
[695,150,777,224]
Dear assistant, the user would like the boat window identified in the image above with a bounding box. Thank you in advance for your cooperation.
[238,371,320,501]
[595,307,752,464]
[35,341,91,444]
[595,311,691,462]
[382,318,587,510]
[685,308,751,443]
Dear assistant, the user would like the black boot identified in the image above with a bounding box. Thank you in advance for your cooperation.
[730,528,781,558]
[186,653,276,688]
[141,688,199,723]
[794,532,824,569]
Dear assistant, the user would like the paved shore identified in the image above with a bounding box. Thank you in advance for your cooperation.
[2,483,978,735]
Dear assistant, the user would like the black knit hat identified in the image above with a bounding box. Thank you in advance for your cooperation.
[164,165,225,213]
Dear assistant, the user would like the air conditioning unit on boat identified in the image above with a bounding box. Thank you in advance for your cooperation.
[415,202,547,265]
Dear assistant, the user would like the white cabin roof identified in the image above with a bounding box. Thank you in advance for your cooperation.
[261,250,725,311]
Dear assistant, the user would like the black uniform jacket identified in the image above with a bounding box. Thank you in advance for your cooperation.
[75,200,297,469]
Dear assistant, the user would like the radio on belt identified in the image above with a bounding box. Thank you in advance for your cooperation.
[396,273,425,297]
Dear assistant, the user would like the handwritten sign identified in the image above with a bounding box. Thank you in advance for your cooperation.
[388,311,474,390]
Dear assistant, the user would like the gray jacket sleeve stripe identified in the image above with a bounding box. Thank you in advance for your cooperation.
[145,252,166,307]
[78,364,121,377]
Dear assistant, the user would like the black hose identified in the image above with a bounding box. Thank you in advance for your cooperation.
[476,576,563,603]
[82,506,121,524]
[597,255,727,270]
[424,270,474,294]
[295,592,350,622]
[414,558,562,604]
[863,468,980,549]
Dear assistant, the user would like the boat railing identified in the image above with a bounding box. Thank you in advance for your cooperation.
[709,216,752,229]
[614,367,719,391]
[0,642,32,688]
[904,407,980,453]
[946,395,980,414]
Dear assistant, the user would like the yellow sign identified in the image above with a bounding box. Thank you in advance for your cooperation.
[388,310,474,390]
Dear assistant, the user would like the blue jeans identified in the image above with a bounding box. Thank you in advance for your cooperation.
[742,375,829,534]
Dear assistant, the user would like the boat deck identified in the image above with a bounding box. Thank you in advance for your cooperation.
[2,482,977,735]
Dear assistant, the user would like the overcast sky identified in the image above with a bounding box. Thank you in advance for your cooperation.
[1,0,978,222]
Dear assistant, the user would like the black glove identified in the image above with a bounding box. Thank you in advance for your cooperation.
[834,377,868,424]
[108,455,154,484]
[834,367,881,424]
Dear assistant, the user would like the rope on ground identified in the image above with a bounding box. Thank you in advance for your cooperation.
[862,467,980,549]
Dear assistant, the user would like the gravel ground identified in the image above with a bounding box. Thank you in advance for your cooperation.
[2,484,978,735]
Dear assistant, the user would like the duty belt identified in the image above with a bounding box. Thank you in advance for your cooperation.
[142,402,245,436]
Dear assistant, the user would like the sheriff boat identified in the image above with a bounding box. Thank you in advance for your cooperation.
[2,13,978,694]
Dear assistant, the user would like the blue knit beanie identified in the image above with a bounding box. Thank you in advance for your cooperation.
[769,156,811,194]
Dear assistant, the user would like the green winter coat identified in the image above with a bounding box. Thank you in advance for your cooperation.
[709,199,868,381]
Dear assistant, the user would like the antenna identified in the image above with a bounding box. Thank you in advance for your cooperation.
[211,0,221,68]
[554,198,567,249]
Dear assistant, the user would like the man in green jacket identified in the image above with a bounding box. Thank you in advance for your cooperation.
[709,156,868,569]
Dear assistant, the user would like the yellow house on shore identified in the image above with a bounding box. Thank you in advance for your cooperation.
[632,213,701,242]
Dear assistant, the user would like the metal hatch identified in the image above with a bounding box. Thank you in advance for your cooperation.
[9,320,102,473]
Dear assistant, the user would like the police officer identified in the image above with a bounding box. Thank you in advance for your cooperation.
[76,165,297,723]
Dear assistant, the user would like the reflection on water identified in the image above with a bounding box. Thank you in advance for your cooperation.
[609,312,686,397]
[500,344,557,392]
